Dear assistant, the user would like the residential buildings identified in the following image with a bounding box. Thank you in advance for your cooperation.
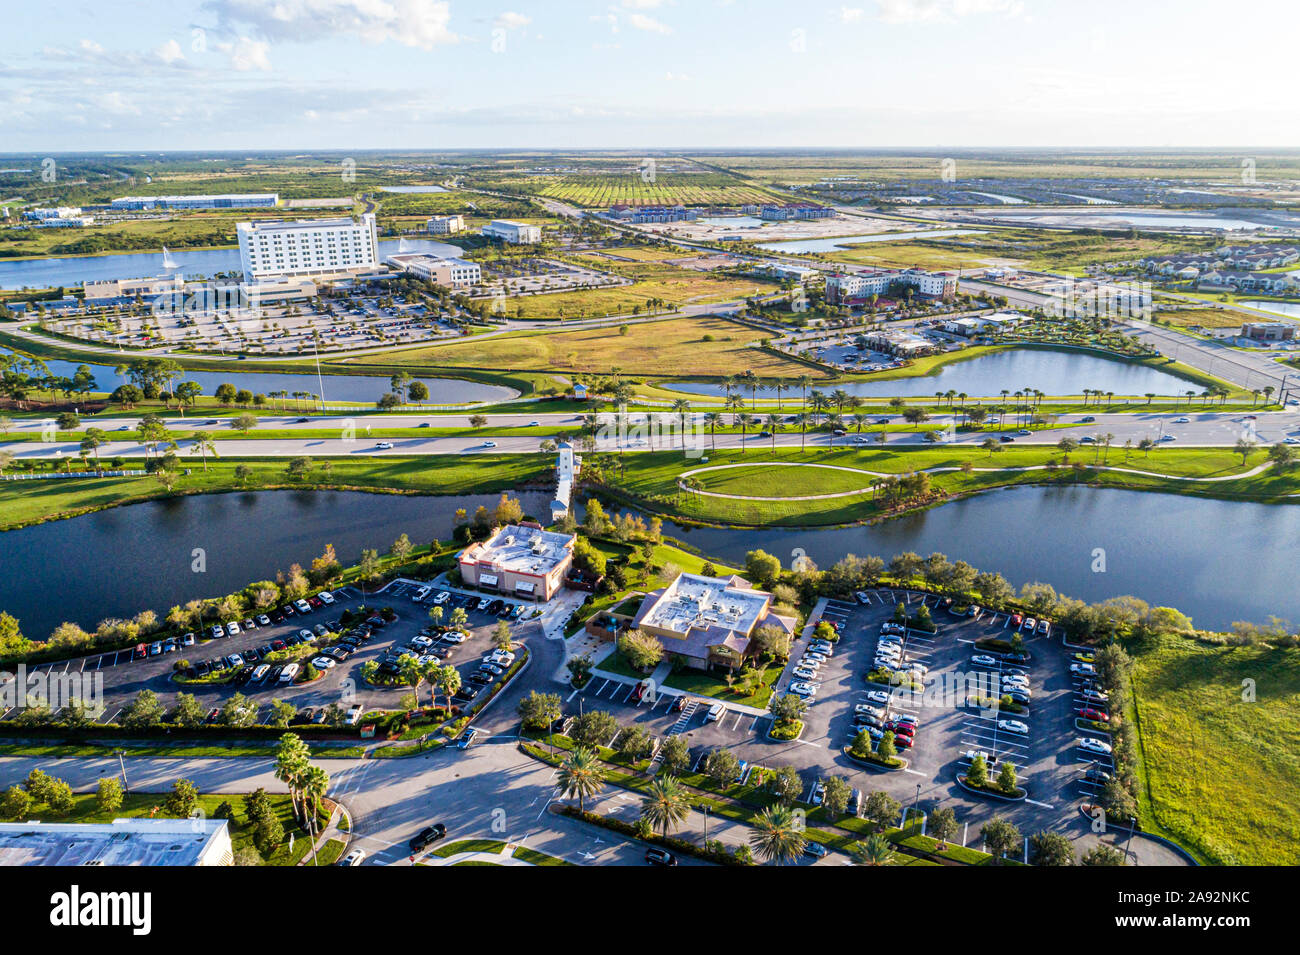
[386,252,482,289]
[110,193,279,210]
[1198,270,1296,294]
[759,203,834,221]
[457,524,576,601]
[0,818,232,866]
[825,268,958,304]
[236,214,379,282]
[627,572,796,671]
[482,219,542,244]
[605,205,697,224]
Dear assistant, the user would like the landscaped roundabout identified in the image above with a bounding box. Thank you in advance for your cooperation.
[678,463,886,501]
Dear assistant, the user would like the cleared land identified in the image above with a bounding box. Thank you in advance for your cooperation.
[1129,632,1300,865]
[372,316,822,378]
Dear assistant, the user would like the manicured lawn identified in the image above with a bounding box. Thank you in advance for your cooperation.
[1128,632,1300,865]
[0,455,550,531]
[375,315,813,378]
[694,463,879,497]
[663,660,785,709]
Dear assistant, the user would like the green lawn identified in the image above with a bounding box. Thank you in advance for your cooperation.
[1128,632,1300,865]
[663,660,784,709]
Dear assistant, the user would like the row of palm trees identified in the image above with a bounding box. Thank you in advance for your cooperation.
[272,733,332,862]
[552,745,898,865]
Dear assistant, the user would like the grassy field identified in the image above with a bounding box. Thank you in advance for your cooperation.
[693,463,879,497]
[1159,307,1246,329]
[505,173,779,208]
[373,316,821,379]
[1129,632,1300,865]
[605,445,1291,526]
[498,257,780,320]
[0,455,550,531]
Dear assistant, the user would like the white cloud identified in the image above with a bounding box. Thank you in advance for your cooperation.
[841,6,866,22]
[222,36,272,71]
[874,0,1023,23]
[494,11,531,30]
[627,12,672,33]
[155,39,186,64]
[78,39,105,55]
[206,0,461,50]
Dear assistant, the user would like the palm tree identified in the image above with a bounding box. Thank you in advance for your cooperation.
[640,775,691,838]
[301,764,330,847]
[434,663,461,713]
[273,733,311,823]
[797,412,809,451]
[825,413,843,446]
[764,413,782,454]
[796,373,813,411]
[749,805,806,864]
[703,411,722,450]
[555,746,605,813]
[771,380,787,411]
[737,412,756,452]
[399,654,426,709]
[671,397,691,451]
[809,390,829,423]
[852,833,897,866]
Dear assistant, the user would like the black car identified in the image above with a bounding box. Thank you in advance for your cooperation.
[1000,434,1015,443]
[453,686,480,702]
[195,661,211,677]
[377,662,401,677]
[645,848,677,866]
[232,667,252,686]
[244,648,261,663]
[258,644,273,657]
[409,824,447,852]
[270,612,285,625]
[269,665,284,683]
[340,636,364,648]
[282,605,296,617]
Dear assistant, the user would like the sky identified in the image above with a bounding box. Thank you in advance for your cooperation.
[2,0,1298,152]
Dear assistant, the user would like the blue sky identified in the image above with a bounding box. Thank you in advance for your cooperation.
[3,0,1297,151]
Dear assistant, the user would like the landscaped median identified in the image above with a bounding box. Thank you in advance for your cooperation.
[519,732,1008,866]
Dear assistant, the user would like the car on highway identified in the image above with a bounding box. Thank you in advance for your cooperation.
[1079,737,1113,755]
[481,441,497,449]
[375,441,394,450]
[1173,416,1190,424]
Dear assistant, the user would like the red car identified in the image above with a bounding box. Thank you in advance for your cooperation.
[134,643,148,660]
[629,683,646,703]
[309,596,324,609]
[1010,613,1023,627]
[1079,707,1109,722]
[886,721,915,737]
[891,733,915,749]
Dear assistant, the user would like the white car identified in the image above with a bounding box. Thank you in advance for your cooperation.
[1173,416,1190,424]
[1079,737,1113,755]
[295,599,312,614]
[793,666,818,681]
[808,641,834,656]
[481,441,498,449]
[864,690,890,705]
[433,591,451,604]
[1070,662,1097,675]
[226,621,241,636]
[210,624,225,639]
[962,749,993,763]
[312,656,337,670]
[375,441,394,450]
[878,633,903,645]
[228,653,245,668]
[854,591,871,604]
[888,712,918,726]
[257,614,271,627]
[298,629,314,641]
[971,654,998,667]
[998,719,1029,735]
[441,631,469,644]
[476,598,491,612]
[904,662,928,677]
[1082,688,1109,704]
[705,702,725,722]
[803,652,828,665]
[854,703,884,717]
[339,848,366,866]
[968,605,982,617]
[411,635,434,648]
[1023,617,1037,631]
[788,681,818,697]
[318,591,335,605]
[488,651,516,666]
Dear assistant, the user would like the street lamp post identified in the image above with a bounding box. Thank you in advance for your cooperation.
[116,749,128,793]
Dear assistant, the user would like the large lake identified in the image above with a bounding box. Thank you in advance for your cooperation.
[0,486,1293,638]
[0,348,517,406]
[665,348,1196,399]
[0,238,463,291]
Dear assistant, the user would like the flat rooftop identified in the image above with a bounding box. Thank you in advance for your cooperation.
[638,572,768,637]
[239,216,365,232]
[0,818,229,867]
[460,525,574,575]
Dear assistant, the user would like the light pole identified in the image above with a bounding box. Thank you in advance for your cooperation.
[116,749,128,793]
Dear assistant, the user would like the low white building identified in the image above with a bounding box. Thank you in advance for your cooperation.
[550,441,582,521]
[427,214,465,234]
[0,818,232,866]
[386,252,481,289]
[457,524,576,601]
[482,219,542,244]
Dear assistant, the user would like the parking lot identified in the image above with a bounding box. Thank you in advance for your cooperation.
[561,586,1114,853]
[5,581,541,726]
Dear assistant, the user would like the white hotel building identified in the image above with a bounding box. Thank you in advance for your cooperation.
[482,219,542,244]
[237,214,380,282]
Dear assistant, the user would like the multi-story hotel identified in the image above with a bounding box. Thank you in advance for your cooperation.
[237,214,380,282]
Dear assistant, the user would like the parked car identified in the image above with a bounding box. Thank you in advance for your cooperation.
[1079,737,1113,755]
[854,591,871,604]
[864,690,890,705]
[788,682,818,698]
[971,654,998,667]
[705,702,725,722]
[998,719,1029,735]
